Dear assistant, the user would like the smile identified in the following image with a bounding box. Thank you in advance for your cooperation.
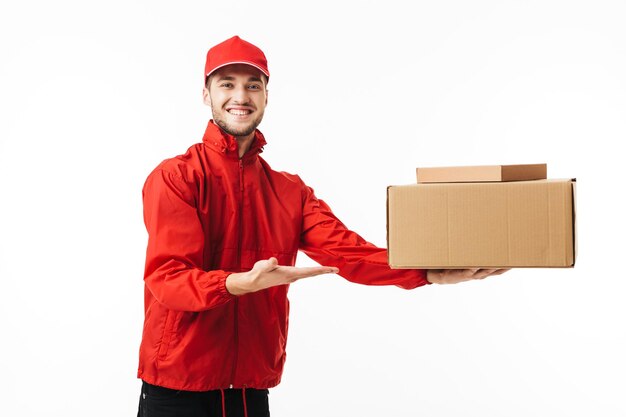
[227,109,252,116]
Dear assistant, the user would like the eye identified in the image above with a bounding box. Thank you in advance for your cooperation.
[219,82,233,88]
[248,84,261,90]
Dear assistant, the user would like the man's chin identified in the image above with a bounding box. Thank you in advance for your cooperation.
[214,117,262,138]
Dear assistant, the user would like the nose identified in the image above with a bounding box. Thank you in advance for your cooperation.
[231,85,250,104]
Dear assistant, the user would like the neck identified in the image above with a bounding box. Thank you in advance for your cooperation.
[235,133,255,159]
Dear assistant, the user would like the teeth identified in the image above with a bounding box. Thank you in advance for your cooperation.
[228,109,251,115]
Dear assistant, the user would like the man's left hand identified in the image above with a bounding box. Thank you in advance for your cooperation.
[426,268,510,285]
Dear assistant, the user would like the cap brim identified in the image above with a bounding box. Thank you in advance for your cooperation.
[206,61,270,79]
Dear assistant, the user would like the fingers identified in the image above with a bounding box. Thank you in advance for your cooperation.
[461,268,481,278]
[429,267,511,285]
[472,268,510,279]
[276,267,337,285]
[287,266,339,279]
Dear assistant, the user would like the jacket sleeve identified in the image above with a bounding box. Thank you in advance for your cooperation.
[298,183,430,290]
[142,168,235,312]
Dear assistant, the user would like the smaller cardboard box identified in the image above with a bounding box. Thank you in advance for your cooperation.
[387,179,576,268]
[416,163,547,183]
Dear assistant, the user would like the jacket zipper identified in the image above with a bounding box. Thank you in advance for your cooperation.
[230,159,245,388]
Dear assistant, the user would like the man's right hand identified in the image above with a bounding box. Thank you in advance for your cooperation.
[226,257,339,296]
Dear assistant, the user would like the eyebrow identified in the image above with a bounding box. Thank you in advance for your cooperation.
[216,75,263,83]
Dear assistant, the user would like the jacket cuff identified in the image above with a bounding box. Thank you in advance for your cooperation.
[219,272,237,300]
[408,269,431,288]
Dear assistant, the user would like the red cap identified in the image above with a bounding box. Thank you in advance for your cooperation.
[204,36,270,84]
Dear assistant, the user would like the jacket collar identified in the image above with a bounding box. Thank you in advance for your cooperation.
[202,120,266,161]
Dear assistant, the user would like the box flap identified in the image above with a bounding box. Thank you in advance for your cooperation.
[416,163,547,183]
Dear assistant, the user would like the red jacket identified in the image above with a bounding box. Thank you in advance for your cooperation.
[137,120,429,391]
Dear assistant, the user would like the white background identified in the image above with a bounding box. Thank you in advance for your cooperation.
[1,0,625,416]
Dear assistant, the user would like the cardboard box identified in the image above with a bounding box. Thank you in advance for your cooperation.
[416,163,547,183]
[387,179,576,268]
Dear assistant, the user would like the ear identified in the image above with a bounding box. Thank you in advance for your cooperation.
[202,86,212,107]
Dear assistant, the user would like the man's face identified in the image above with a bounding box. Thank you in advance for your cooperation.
[203,64,268,138]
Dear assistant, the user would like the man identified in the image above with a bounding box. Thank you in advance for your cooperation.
[136,35,507,417]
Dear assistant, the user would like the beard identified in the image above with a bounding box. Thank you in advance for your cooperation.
[213,109,265,138]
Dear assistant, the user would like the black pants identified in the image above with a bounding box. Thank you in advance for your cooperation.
[137,381,270,417]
